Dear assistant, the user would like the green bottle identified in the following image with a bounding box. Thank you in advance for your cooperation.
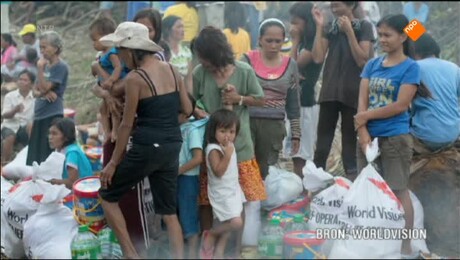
[71,225,101,259]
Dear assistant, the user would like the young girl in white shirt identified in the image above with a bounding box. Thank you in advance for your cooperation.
[200,109,246,259]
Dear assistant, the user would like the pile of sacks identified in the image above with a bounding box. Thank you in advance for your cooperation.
[303,138,430,259]
[1,148,79,259]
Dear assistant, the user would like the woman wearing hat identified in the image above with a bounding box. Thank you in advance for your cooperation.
[26,31,69,166]
[98,21,193,259]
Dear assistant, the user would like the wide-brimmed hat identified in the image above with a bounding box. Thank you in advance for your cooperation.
[99,22,163,52]
[19,24,37,36]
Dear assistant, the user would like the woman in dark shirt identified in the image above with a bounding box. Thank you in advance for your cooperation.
[311,1,374,179]
[98,21,193,259]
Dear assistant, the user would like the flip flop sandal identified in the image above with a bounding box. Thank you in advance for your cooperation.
[199,230,214,259]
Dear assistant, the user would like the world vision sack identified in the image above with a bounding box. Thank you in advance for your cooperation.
[329,138,405,259]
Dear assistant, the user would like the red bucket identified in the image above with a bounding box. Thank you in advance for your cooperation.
[73,176,105,233]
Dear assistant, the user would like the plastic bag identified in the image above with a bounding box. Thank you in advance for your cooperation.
[242,201,262,246]
[2,146,32,181]
[302,160,334,192]
[23,184,78,259]
[329,138,405,259]
[1,154,65,258]
[1,176,14,255]
[261,166,303,210]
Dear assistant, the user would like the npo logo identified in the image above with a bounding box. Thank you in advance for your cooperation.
[404,19,426,41]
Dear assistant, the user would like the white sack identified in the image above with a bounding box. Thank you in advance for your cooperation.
[261,166,303,210]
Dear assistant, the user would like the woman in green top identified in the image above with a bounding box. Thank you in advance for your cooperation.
[192,26,267,256]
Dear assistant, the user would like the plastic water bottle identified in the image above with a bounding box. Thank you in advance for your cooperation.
[98,226,122,259]
[258,218,284,258]
[285,214,309,232]
[71,225,101,259]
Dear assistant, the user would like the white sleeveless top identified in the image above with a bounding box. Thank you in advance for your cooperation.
[205,143,246,221]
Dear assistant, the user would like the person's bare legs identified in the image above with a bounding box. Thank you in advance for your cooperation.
[101,199,140,259]
[187,234,199,259]
[234,207,245,258]
[394,189,414,255]
[99,102,112,143]
[204,217,243,258]
[200,205,213,231]
[162,214,184,259]
[110,111,120,142]
[214,231,232,259]
[1,134,16,164]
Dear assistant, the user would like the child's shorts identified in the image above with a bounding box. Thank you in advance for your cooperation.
[177,175,200,238]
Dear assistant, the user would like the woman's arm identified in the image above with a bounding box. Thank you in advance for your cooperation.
[356,84,418,125]
[50,166,79,190]
[108,74,140,167]
[311,7,329,64]
[173,66,193,116]
[356,78,372,152]
[340,17,373,68]
[35,58,55,94]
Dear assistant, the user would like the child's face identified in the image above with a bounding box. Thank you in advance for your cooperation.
[215,124,237,145]
[90,29,106,52]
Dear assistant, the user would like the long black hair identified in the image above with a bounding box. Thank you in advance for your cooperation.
[224,2,247,34]
[206,109,240,145]
[193,26,235,70]
[162,15,181,41]
[1,33,17,48]
[133,8,162,44]
[289,2,316,49]
[50,118,77,147]
[377,14,413,57]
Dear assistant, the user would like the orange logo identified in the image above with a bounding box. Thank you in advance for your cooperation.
[404,19,426,41]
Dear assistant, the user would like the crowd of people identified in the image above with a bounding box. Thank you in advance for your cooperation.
[1,1,459,259]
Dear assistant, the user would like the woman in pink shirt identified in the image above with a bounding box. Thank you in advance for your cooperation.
[1,33,18,66]
[240,18,301,179]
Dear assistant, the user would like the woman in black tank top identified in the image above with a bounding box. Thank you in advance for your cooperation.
[97,22,193,259]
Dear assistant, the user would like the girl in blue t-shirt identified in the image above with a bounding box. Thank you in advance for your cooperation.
[354,14,420,258]
[48,118,93,190]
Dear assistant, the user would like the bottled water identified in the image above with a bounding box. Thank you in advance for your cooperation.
[285,214,309,232]
[258,218,284,258]
[71,225,101,259]
[98,226,122,259]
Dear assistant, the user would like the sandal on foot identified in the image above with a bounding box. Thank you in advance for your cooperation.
[199,230,214,259]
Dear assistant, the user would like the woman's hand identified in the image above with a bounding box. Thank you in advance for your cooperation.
[49,178,61,185]
[45,91,57,103]
[338,16,353,35]
[221,84,239,105]
[194,108,209,119]
[100,161,117,189]
[357,127,372,154]
[291,139,300,155]
[104,95,122,119]
[37,58,48,70]
[354,111,369,130]
[311,6,325,27]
